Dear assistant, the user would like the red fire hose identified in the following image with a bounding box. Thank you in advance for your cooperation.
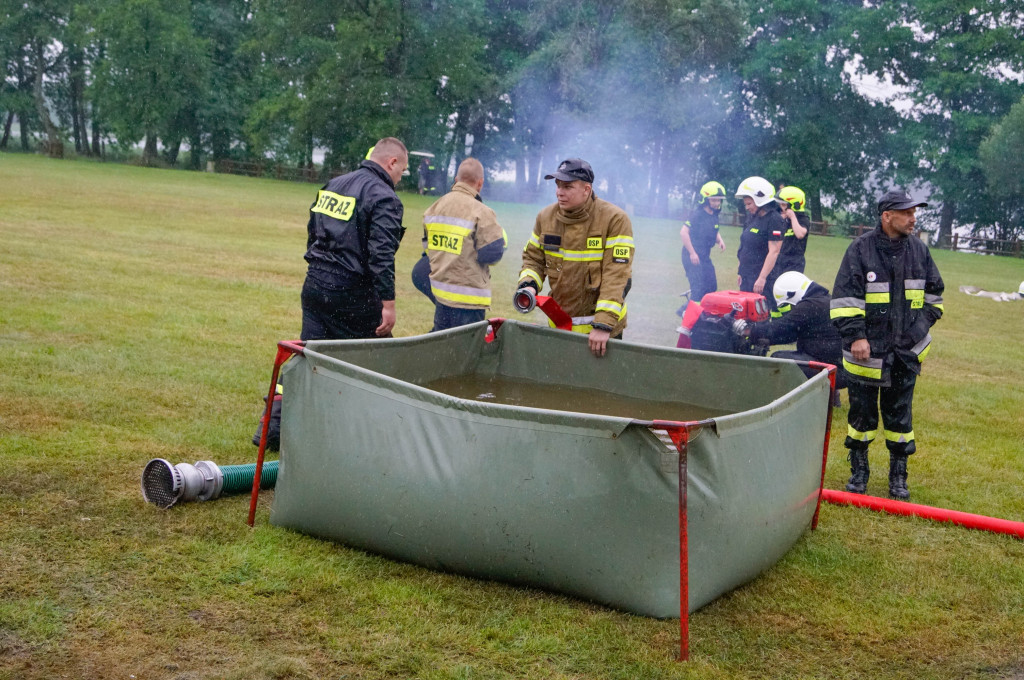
[821,489,1024,539]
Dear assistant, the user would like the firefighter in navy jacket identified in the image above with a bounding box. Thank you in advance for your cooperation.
[302,138,408,340]
[830,189,944,500]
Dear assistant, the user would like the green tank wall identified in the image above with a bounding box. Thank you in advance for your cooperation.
[269,320,829,618]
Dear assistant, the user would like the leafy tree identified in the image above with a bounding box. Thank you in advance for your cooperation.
[853,0,1024,245]
[979,94,1024,197]
[978,95,1024,243]
[0,1,39,150]
[731,0,907,224]
[89,0,207,164]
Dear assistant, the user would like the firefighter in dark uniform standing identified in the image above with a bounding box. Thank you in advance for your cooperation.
[680,181,727,304]
[774,185,810,280]
[830,189,944,500]
[301,137,409,340]
[735,176,785,311]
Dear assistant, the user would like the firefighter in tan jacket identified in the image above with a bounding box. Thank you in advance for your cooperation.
[518,158,634,357]
[423,158,507,331]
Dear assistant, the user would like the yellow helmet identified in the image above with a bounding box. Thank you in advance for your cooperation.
[778,186,807,212]
[698,181,727,204]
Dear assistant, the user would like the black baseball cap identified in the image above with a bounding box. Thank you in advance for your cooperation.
[878,189,928,214]
[544,158,595,183]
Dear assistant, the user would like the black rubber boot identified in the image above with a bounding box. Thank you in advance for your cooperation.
[888,454,910,501]
[845,449,869,494]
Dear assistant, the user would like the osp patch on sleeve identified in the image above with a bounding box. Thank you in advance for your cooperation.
[612,246,632,263]
[312,190,357,221]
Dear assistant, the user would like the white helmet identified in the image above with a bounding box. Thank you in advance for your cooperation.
[774,271,813,308]
[736,176,777,207]
[1019,281,1024,296]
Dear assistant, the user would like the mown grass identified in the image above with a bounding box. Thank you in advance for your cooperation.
[2,153,1023,679]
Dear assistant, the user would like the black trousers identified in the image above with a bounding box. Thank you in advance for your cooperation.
[845,358,917,456]
[300,277,384,341]
[681,252,717,304]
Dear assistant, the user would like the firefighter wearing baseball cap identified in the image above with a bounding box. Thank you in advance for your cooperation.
[680,181,727,304]
[830,189,944,500]
[517,158,634,358]
[421,158,507,331]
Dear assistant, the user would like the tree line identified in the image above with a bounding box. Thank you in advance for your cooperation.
[2,0,1023,245]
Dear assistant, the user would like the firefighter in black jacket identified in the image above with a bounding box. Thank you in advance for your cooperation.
[830,190,944,500]
[302,138,408,340]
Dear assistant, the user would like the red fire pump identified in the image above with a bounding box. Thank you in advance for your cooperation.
[676,290,771,355]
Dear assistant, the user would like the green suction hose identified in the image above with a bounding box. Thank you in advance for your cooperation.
[142,458,279,509]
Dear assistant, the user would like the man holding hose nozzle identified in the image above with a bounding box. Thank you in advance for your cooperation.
[516,158,634,357]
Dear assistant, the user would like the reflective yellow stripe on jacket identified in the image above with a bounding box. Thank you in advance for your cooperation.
[830,296,865,319]
[842,350,883,380]
[429,277,491,307]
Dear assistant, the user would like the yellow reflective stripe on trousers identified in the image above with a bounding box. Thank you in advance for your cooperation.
[884,429,914,443]
[429,278,491,307]
[847,425,877,442]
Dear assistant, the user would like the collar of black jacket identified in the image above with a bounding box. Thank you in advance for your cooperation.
[360,159,395,189]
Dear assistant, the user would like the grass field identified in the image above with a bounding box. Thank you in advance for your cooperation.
[2,152,1023,679]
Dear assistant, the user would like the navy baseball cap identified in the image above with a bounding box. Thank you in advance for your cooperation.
[878,190,928,214]
[544,158,595,183]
